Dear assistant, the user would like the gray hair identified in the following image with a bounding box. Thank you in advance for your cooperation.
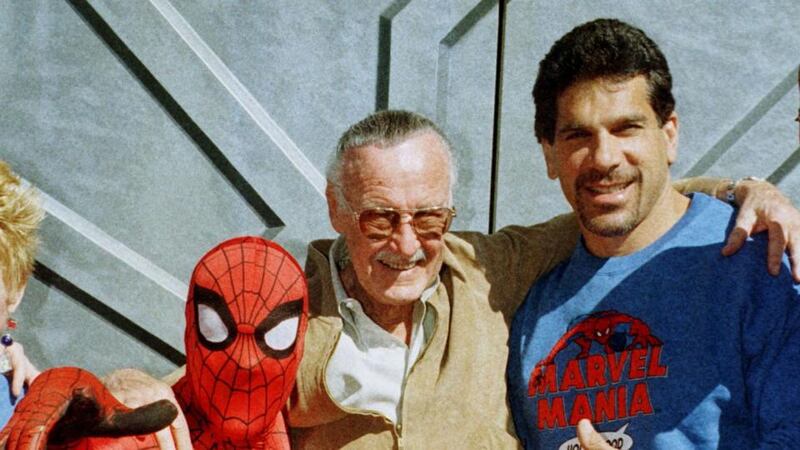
[326,110,458,211]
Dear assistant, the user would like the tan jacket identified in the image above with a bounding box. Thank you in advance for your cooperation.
[288,214,579,449]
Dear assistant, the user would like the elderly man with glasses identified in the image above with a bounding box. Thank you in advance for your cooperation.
[286,110,580,448]
[284,109,800,449]
[11,107,800,450]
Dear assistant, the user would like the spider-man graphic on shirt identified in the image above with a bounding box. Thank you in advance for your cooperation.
[0,236,308,449]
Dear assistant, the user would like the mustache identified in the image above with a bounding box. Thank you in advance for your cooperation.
[376,249,427,266]
[575,168,640,188]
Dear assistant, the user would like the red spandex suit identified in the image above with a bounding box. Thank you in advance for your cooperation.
[0,236,309,449]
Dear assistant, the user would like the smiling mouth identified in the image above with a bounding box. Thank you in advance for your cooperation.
[379,260,418,271]
[375,248,427,271]
[583,181,632,195]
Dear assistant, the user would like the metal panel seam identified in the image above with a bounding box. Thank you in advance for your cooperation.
[147,0,326,196]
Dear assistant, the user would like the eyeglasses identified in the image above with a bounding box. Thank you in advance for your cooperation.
[349,205,457,240]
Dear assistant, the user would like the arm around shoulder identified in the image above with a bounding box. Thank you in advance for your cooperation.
[466,212,580,310]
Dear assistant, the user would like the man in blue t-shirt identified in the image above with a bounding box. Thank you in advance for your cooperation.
[507,19,800,449]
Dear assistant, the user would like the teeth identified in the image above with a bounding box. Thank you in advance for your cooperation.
[375,249,426,271]
[381,261,417,270]
[587,184,628,194]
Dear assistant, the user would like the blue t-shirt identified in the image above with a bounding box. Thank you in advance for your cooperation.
[507,194,800,449]
[0,373,21,427]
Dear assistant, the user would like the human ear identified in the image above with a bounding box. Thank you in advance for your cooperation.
[7,285,25,313]
[662,112,679,165]
[326,183,347,233]
[542,141,559,180]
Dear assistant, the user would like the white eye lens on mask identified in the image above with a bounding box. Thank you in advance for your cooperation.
[264,316,299,351]
[198,303,229,343]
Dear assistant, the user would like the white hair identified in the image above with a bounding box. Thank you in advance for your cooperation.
[326,110,458,211]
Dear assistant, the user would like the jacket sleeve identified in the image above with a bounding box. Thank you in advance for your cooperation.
[451,213,580,317]
[673,177,725,199]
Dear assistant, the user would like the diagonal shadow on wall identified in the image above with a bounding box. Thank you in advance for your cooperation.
[34,262,186,365]
[66,0,283,230]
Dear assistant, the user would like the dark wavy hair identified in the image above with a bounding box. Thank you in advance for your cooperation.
[533,18,675,143]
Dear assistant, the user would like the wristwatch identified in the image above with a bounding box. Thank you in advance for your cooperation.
[724,176,764,204]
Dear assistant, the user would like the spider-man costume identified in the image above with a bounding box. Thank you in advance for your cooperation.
[0,236,308,449]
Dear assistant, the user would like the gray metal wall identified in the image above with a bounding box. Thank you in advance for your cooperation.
[498,1,800,227]
[1,1,798,376]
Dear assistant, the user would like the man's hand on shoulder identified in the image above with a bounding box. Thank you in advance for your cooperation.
[103,368,192,450]
[719,178,800,282]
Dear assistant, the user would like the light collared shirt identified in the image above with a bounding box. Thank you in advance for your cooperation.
[325,238,437,424]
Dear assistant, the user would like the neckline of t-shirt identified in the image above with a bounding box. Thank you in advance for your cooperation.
[571,192,711,276]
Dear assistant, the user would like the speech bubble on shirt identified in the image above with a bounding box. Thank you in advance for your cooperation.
[558,423,633,450]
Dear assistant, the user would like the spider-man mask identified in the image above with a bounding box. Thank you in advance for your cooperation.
[184,236,308,446]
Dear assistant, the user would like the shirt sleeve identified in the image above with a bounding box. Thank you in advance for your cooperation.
[743,262,800,447]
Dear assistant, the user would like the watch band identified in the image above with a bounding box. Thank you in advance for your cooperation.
[724,176,764,204]
[724,179,737,204]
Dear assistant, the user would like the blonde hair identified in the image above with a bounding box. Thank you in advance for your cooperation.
[0,161,43,296]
